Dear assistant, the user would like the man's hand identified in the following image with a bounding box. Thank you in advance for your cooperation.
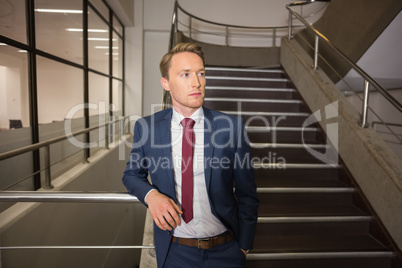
[241,249,248,256]
[145,190,182,231]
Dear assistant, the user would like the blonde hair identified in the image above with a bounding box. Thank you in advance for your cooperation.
[159,43,205,79]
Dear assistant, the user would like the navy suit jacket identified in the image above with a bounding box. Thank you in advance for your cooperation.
[123,107,259,268]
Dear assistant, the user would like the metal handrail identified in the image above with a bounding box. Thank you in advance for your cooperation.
[173,1,303,48]
[371,122,402,145]
[177,2,289,30]
[168,0,179,51]
[0,245,154,250]
[0,192,154,251]
[0,116,132,190]
[170,0,330,50]
[372,122,402,128]
[0,191,138,203]
[372,122,402,140]
[287,1,402,128]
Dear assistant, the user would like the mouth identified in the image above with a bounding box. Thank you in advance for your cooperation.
[189,92,202,97]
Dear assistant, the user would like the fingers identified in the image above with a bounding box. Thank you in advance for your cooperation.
[167,201,182,227]
[147,191,183,231]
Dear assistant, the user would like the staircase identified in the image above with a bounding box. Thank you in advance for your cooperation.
[203,66,401,268]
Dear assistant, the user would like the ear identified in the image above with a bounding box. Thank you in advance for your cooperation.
[161,77,170,91]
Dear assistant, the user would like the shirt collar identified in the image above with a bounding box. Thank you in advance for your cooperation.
[172,106,204,126]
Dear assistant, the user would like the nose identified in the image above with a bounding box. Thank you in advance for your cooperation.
[191,74,201,88]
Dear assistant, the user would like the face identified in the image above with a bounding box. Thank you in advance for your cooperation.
[161,52,206,117]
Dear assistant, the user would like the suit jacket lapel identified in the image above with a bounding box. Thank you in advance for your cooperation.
[203,107,216,192]
[156,109,177,201]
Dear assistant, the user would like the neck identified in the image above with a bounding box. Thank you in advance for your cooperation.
[173,106,201,118]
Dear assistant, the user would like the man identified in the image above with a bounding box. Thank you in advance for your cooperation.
[123,43,259,268]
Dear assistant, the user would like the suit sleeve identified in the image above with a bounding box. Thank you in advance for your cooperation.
[122,119,156,205]
[234,117,259,250]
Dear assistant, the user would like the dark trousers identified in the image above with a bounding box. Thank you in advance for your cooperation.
[163,239,247,268]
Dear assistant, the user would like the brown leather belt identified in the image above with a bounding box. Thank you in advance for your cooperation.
[172,232,233,249]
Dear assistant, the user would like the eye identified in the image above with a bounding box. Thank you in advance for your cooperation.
[182,73,189,77]
[198,72,205,77]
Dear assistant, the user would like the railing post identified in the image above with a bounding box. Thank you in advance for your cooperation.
[119,118,124,140]
[288,12,293,39]
[313,35,319,70]
[43,145,54,189]
[273,28,277,47]
[189,17,192,39]
[360,80,370,128]
[105,122,110,149]
[225,26,229,46]
[174,1,178,33]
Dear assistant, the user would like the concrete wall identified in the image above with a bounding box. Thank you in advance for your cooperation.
[281,36,402,250]
[0,141,146,268]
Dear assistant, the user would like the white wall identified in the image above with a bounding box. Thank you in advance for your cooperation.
[0,66,6,129]
[345,11,402,81]
[337,11,402,92]
[124,0,144,119]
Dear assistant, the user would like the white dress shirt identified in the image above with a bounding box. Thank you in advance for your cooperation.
[171,107,227,238]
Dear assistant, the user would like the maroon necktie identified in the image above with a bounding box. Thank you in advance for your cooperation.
[181,118,195,223]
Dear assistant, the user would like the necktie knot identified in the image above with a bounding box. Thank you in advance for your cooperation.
[181,118,195,128]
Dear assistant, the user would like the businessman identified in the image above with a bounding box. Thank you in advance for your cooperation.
[123,43,259,268]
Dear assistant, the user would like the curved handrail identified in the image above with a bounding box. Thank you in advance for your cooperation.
[168,0,178,51]
[164,0,327,109]
[169,0,321,50]
[286,2,402,117]
[176,2,290,30]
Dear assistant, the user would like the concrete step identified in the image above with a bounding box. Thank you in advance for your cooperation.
[205,67,287,78]
[204,98,308,112]
[205,86,299,100]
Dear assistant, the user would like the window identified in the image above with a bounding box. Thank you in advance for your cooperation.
[113,32,123,79]
[0,0,27,44]
[35,0,83,64]
[0,45,29,130]
[88,6,109,74]
[36,56,84,124]
[0,0,125,190]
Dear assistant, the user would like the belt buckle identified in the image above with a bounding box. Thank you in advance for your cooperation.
[197,238,211,249]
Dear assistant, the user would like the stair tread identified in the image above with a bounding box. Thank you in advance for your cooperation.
[252,235,388,252]
[255,178,347,187]
[205,66,285,78]
[254,168,342,181]
[258,204,367,217]
[203,65,397,266]
[204,101,307,113]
